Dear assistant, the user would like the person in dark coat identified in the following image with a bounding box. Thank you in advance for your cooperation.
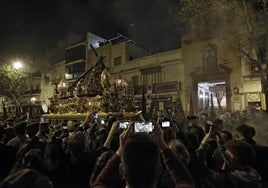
[198,127,264,188]
[0,168,53,188]
[0,125,16,181]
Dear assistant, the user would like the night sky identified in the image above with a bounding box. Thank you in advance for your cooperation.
[0,0,182,61]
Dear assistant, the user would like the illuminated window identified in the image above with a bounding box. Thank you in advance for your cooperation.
[65,62,85,80]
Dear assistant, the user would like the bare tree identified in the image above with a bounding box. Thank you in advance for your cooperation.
[174,0,268,111]
[0,64,29,117]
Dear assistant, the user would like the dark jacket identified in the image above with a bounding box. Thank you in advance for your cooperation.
[206,167,263,188]
[92,148,195,188]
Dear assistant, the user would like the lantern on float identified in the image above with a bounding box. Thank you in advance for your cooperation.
[57,79,68,96]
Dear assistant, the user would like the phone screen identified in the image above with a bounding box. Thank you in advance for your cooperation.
[134,122,154,133]
[94,113,98,119]
[39,117,45,123]
[93,113,98,122]
[100,118,105,125]
[119,121,129,129]
[161,121,170,127]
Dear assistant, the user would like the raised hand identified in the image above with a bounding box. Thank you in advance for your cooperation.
[116,122,134,157]
[151,121,168,152]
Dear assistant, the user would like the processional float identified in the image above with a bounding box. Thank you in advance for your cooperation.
[43,44,144,121]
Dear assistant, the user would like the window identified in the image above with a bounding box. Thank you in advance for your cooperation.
[114,56,122,66]
[65,62,85,80]
[250,62,260,76]
[140,67,162,85]
[66,45,86,63]
[131,76,139,87]
[142,72,162,85]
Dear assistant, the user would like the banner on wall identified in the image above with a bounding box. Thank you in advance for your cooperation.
[247,93,260,102]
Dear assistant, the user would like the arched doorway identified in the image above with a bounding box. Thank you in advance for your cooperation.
[198,81,227,110]
[191,67,231,113]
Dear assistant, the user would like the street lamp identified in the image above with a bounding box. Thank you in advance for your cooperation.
[13,61,23,69]
[12,59,36,118]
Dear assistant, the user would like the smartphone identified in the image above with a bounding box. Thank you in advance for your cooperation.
[100,118,105,125]
[211,124,219,137]
[39,117,45,123]
[40,122,49,134]
[161,121,170,127]
[134,122,154,133]
[93,112,98,122]
[62,124,68,130]
[94,112,98,119]
[119,121,129,129]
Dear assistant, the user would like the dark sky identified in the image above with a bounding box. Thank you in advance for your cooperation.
[0,0,182,61]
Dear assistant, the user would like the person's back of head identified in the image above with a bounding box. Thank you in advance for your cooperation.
[0,168,53,188]
[220,130,233,143]
[14,121,27,136]
[235,124,256,144]
[121,133,161,188]
[23,149,45,172]
[187,115,198,125]
[3,127,15,144]
[168,139,190,165]
[163,128,175,144]
[213,118,224,130]
[67,131,85,154]
[190,125,205,144]
[224,140,256,169]
[26,122,39,139]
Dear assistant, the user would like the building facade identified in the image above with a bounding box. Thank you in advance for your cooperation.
[41,31,265,116]
[181,31,265,113]
[42,33,184,115]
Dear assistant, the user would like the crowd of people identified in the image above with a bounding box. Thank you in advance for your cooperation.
[0,108,268,188]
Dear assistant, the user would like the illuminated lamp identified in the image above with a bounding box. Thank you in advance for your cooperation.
[115,72,128,89]
[57,79,68,95]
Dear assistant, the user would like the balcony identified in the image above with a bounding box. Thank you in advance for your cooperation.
[242,62,262,79]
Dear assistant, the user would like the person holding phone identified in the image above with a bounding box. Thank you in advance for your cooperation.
[35,122,52,144]
[197,126,263,188]
[134,121,154,133]
[92,121,195,188]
